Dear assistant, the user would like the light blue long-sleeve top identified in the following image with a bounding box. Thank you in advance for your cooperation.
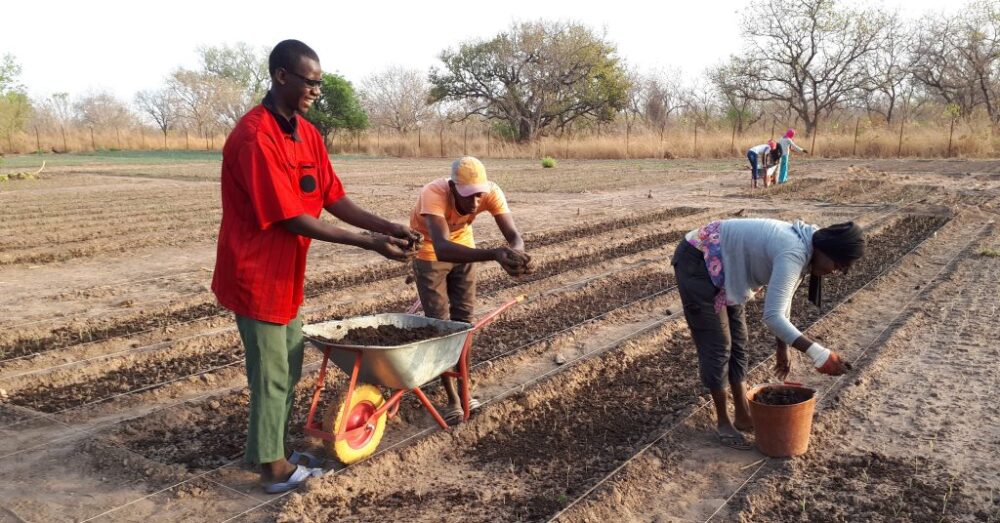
[716,218,817,344]
[779,136,805,154]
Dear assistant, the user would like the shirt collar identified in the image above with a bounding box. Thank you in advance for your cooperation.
[261,91,301,142]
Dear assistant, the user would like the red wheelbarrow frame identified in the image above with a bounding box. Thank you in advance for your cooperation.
[304,296,524,445]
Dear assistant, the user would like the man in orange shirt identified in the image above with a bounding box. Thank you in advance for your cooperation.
[409,156,530,423]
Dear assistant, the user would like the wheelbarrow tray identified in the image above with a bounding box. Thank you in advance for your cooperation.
[303,313,472,390]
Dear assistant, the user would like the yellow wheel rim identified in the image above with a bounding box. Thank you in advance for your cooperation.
[323,383,387,465]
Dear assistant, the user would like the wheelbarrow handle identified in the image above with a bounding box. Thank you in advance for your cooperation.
[472,295,526,330]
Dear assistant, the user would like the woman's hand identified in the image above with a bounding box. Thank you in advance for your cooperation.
[774,339,791,381]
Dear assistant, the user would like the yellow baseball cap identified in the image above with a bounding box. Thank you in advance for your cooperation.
[450,156,491,197]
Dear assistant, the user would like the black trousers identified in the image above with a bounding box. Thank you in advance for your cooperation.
[672,240,749,390]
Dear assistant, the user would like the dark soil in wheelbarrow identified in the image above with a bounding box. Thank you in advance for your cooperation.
[323,324,453,346]
[754,387,813,406]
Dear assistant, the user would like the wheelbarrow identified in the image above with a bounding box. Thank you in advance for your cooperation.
[301,296,523,464]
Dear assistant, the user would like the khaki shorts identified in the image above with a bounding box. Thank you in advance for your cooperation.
[412,259,476,323]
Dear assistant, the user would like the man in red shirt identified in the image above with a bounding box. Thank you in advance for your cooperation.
[211,39,419,493]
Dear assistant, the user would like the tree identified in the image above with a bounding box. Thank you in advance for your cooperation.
[74,91,132,129]
[197,42,271,102]
[136,88,180,148]
[681,79,720,129]
[910,1,1000,124]
[360,66,431,133]
[0,54,24,94]
[640,69,684,136]
[0,92,31,151]
[167,69,229,147]
[730,0,891,136]
[708,58,764,134]
[429,20,631,142]
[0,55,31,152]
[305,73,368,145]
[860,14,913,124]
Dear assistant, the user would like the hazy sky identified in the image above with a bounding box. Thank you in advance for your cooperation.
[0,0,964,102]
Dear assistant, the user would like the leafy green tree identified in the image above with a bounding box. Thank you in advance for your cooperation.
[0,54,24,94]
[429,20,631,143]
[197,42,271,102]
[0,54,31,152]
[305,73,369,145]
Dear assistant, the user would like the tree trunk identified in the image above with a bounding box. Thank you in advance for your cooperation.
[517,120,532,143]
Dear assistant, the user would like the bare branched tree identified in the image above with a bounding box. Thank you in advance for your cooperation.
[135,88,180,147]
[857,14,914,124]
[731,0,891,136]
[708,58,764,133]
[911,1,1000,123]
[360,66,431,133]
[73,91,132,129]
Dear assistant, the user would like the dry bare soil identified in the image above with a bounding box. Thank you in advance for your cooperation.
[0,153,997,522]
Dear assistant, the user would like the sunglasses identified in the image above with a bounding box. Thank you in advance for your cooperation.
[284,70,323,89]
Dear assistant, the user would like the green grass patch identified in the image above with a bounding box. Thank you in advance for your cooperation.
[0,150,221,169]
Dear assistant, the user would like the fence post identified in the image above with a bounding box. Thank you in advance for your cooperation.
[116,127,121,150]
[730,120,738,155]
[90,127,96,150]
[810,124,818,156]
[34,126,40,152]
[417,128,422,157]
[693,123,698,157]
[947,118,956,157]
[487,128,491,158]
[61,126,67,152]
[896,118,905,157]
[852,117,860,156]
[625,125,630,159]
[439,126,444,157]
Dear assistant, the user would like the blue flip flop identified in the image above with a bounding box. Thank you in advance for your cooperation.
[288,450,322,468]
[264,464,322,494]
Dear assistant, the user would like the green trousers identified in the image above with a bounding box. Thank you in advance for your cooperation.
[236,314,304,465]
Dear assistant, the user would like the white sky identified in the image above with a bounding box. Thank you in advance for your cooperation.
[0,0,964,102]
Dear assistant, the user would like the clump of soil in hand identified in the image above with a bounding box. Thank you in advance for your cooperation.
[405,236,423,252]
[323,324,451,346]
[754,386,814,406]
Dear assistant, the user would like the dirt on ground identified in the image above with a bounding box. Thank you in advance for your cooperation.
[0,155,997,522]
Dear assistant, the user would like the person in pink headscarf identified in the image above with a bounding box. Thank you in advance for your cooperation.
[777,129,807,183]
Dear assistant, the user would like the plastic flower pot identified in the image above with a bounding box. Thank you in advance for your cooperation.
[748,382,817,457]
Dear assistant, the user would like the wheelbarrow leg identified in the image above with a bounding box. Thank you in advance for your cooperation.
[304,347,332,432]
[336,350,364,437]
[459,335,473,421]
[412,386,449,429]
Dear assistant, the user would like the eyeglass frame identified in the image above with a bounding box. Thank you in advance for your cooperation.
[283,69,323,89]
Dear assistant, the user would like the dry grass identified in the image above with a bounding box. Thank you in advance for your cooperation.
[3,119,997,159]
